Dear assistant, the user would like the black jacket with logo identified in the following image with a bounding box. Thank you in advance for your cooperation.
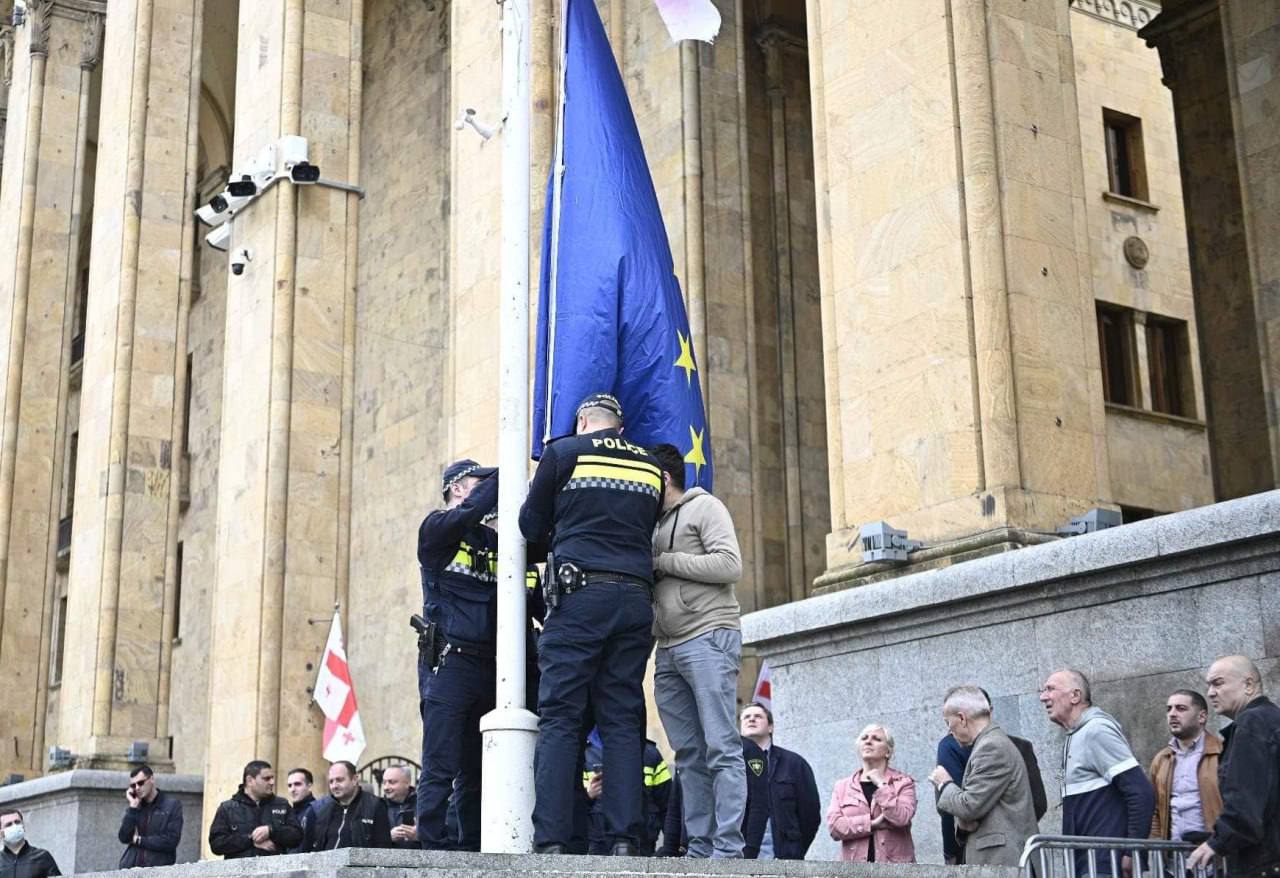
[207,787,302,858]
[658,736,767,857]
[307,789,393,851]
[742,741,821,860]
[519,428,661,583]
[1211,695,1280,878]
[117,789,184,868]
[0,843,60,878]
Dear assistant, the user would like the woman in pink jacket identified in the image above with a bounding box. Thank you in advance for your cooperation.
[827,723,918,862]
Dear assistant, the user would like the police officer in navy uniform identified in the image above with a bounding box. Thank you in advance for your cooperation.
[414,459,500,850]
[519,392,662,856]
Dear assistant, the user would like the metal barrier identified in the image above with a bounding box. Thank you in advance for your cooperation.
[1020,835,1227,878]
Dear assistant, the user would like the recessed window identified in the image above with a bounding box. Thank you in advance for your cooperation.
[1104,109,1147,201]
[1146,317,1192,417]
[173,542,184,643]
[1097,303,1136,407]
[51,595,67,685]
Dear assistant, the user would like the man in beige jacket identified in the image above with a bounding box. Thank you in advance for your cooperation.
[930,686,1039,867]
[649,444,746,859]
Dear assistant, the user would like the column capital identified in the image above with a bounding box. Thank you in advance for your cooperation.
[79,11,102,71]
[1,25,13,88]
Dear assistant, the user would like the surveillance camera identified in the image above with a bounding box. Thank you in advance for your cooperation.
[230,247,252,276]
[455,107,496,140]
[195,190,251,227]
[204,223,231,252]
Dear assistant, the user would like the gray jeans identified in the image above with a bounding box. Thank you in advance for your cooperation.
[655,627,746,858]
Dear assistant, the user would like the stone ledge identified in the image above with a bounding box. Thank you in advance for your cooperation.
[0,769,205,803]
[80,848,1020,878]
[744,491,1280,651]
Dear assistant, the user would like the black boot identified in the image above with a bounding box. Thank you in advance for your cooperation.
[535,843,567,855]
[610,840,636,857]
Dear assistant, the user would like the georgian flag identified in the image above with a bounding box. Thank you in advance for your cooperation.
[313,613,367,764]
[752,661,772,712]
[653,0,721,43]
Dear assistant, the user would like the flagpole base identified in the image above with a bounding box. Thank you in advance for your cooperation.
[479,707,539,853]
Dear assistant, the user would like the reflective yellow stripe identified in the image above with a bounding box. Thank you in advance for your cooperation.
[582,771,592,789]
[526,569,540,590]
[644,762,672,786]
[577,454,661,477]
[570,463,662,491]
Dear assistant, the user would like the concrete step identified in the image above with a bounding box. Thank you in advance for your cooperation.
[79,848,1019,877]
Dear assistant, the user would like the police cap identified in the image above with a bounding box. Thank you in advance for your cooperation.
[575,392,624,424]
[441,459,496,493]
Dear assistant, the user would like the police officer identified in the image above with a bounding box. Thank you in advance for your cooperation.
[519,392,662,856]
[414,459,499,850]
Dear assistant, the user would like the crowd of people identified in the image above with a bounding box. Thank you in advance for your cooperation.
[2,392,1275,877]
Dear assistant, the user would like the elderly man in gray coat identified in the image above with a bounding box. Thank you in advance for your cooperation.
[929,686,1039,867]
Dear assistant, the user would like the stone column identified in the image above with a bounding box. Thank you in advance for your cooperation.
[809,0,1110,574]
[57,0,201,770]
[203,0,362,829]
[0,0,102,776]
[1220,0,1280,487]
[1141,0,1280,498]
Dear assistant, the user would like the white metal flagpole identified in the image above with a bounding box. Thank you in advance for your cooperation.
[480,0,539,853]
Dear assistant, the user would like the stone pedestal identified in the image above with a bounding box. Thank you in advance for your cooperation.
[744,490,1280,862]
[0,769,203,874]
[74,846,1019,877]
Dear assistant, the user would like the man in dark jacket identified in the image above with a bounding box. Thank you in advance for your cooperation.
[1189,656,1280,878]
[739,702,820,859]
[0,810,59,878]
[380,765,419,849]
[308,761,393,851]
[284,768,317,854]
[208,760,302,858]
[118,764,183,868]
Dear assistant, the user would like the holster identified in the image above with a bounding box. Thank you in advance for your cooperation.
[543,553,561,611]
[410,614,444,667]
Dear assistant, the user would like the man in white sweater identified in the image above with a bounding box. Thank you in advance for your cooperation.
[649,443,746,859]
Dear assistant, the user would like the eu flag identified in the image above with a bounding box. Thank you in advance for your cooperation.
[531,0,713,491]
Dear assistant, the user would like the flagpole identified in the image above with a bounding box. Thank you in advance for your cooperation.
[480,0,539,854]
[541,0,571,444]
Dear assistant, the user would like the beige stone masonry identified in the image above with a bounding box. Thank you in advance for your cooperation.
[0,1,101,777]
[203,0,362,849]
[58,0,199,769]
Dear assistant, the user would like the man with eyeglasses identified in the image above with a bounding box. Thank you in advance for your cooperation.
[1040,669,1154,876]
[117,764,183,869]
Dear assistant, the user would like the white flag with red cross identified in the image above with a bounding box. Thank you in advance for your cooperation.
[313,612,367,764]
[752,661,772,712]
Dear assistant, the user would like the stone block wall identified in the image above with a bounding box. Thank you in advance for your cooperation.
[743,491,1280,862]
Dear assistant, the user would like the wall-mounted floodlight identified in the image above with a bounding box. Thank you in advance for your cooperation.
[858,521,922,564]
[1057,508,1122,536]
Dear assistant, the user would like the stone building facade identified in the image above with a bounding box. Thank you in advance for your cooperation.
[0,0,1276,851]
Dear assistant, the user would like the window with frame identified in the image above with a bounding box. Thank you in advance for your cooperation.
[1097,303,1137,407]
[1146,316,1192,417]
[1103,108,1148,201]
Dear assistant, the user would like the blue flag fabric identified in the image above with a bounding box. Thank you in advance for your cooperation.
[531,0,713,491]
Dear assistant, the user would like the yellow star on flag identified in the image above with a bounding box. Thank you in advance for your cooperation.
[684,425,707,482]
[674,331,697,385]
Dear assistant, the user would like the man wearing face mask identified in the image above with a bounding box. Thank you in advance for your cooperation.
[0,810,60,878]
